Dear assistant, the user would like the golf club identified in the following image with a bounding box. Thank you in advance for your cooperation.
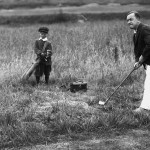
[98,67,135,106]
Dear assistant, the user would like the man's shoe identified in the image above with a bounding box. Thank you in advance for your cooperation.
[133,107,149,115]
[133,107,145,113]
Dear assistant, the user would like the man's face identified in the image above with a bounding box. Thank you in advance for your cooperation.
[127,13,139,30]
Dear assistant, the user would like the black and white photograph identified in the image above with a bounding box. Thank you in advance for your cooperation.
[0,0,150,149]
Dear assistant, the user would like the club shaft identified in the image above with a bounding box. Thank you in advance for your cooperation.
[104,68,135,105]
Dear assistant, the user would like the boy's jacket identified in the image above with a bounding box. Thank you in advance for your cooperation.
[34,39,52,65]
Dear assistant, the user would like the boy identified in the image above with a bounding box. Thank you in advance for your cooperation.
[34,27,52,84]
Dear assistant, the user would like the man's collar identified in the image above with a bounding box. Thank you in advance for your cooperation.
[134,22,141,34]
[134,30,137,34]
[136,22,141,31]
[39,37,48,41]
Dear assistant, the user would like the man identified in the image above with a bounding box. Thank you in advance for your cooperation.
[34,27,52,85]
[126,11,150,113]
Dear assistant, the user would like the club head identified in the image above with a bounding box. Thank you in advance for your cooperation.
[98,101,105,105]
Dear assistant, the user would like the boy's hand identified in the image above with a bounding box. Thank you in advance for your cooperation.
[41,53,46,56]
[47,50,52,56]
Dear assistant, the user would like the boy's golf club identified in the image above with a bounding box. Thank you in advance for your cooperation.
[98,67,135,106]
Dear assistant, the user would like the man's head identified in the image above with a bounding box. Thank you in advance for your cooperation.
[126,11,141,30]
[38,27,49,39]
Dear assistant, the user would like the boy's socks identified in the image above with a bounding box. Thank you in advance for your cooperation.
[36,76,40,84]
[45,76,49,84]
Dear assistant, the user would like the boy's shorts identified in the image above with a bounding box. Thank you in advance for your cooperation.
[34,63,51,77]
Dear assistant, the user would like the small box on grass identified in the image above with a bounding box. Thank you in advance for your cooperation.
[70,81,87,93]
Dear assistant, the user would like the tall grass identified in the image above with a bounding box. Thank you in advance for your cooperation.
[0,20,149,148]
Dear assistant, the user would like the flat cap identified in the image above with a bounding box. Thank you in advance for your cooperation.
[38,27,49,33]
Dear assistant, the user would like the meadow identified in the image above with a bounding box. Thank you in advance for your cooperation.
[1,20,150,149]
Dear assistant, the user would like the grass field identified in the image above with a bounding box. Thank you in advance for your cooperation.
[1,19,150,149]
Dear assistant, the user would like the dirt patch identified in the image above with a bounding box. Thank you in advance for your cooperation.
[0,5,150,16]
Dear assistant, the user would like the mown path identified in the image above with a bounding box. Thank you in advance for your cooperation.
[0,4,150,16]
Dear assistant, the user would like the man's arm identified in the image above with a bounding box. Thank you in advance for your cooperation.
[140,27,150,64]
[134,26,150,69]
